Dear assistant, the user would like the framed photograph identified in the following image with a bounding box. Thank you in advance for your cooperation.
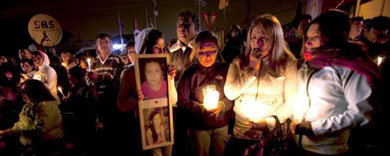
[135,54,174,150]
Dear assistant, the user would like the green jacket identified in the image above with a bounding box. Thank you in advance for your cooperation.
[5,100,64,145]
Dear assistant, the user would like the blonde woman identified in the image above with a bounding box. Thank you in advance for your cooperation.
[223,14,297,156]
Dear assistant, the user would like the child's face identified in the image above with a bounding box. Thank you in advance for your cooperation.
[197,41,218,67]
[145,62,163,87]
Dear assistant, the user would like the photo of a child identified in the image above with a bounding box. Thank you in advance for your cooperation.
[140,59,168,99]
[135,54,174,150]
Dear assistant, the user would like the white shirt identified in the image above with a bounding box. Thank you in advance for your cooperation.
[294,64,373,155]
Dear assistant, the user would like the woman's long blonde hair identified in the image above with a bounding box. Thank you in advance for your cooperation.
[244,14,295,74]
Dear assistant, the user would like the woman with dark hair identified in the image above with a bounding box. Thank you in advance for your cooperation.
[292,10,378,156]
[117,28,177,156]
[146,109,166,145]
[0,79,64,155]
[20,59,37,83]
[222,24,244,64]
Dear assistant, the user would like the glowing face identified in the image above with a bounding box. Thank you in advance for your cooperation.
[152,113,162,127]
[22,49,33,60]
[305,23,322,51]
[60,53,70,62]
[96,37,112,56]
[152,38,165,54]
[21,62,33,73]
[197,41,218,68]
[145,62,163,87]
[32,54,43,66]
[177,16,196,43]
[350,20,363,36]
[127,46,136,63]
[197,42,218,67]
[366,28,389,44]
[250,26,271,57]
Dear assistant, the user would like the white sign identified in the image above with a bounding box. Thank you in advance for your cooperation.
[28,14,62,47]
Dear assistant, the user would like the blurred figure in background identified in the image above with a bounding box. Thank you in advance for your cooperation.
[0,80,64,156]
[222,24,244,64]
[349,16,364,42]
[60,51,76,73]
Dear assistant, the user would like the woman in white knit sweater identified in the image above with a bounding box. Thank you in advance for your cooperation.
[223,14,297,156]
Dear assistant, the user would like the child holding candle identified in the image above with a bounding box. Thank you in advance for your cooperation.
[178,30,233,156]
[223,14,298,156]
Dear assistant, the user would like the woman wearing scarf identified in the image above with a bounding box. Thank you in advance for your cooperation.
[31,51,59,101]
[292,10,379,156]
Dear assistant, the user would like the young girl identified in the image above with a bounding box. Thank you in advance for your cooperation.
[141,61,167,99]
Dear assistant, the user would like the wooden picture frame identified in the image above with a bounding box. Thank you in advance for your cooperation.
[135,54,174,150]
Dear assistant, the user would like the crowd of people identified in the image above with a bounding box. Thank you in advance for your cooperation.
[0,9,389,156]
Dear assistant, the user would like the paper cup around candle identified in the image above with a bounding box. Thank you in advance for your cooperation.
[204,90,219,110]
[203,85,219,111]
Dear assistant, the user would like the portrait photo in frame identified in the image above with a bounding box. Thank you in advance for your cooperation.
[135,54,174,150]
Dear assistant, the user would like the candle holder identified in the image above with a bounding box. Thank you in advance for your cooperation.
[202,85,219,111]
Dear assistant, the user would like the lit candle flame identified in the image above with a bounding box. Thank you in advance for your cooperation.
[203,85,219,111]
[58,87,65,97]
[87,58,92,71]
[33,74,41,80]
[377,56,383,66]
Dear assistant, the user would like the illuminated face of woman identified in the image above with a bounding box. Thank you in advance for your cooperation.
[21,62,33,73]
[305,23,322,51]
[33,54,43,66]
[152,38,165,54]
[250,26,271,57]
[61,53,70,62]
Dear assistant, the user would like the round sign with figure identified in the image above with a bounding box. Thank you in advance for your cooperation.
[28,14,62,47]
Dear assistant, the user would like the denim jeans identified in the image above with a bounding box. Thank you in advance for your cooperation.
[193,126,229,156]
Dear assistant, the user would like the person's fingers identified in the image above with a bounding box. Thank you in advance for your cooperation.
[137,90,144,101]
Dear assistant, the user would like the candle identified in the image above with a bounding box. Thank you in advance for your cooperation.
[241,102,269,123]
[377,56,383,66]
[33,74,41,80]
[203,85,220,110]
[58,87,65,97]
[87,58,91,71]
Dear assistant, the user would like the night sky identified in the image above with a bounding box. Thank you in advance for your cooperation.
[0,0,299,56]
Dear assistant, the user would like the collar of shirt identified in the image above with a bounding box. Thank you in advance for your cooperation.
[97,52,112,64]
[169,38,196,53]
